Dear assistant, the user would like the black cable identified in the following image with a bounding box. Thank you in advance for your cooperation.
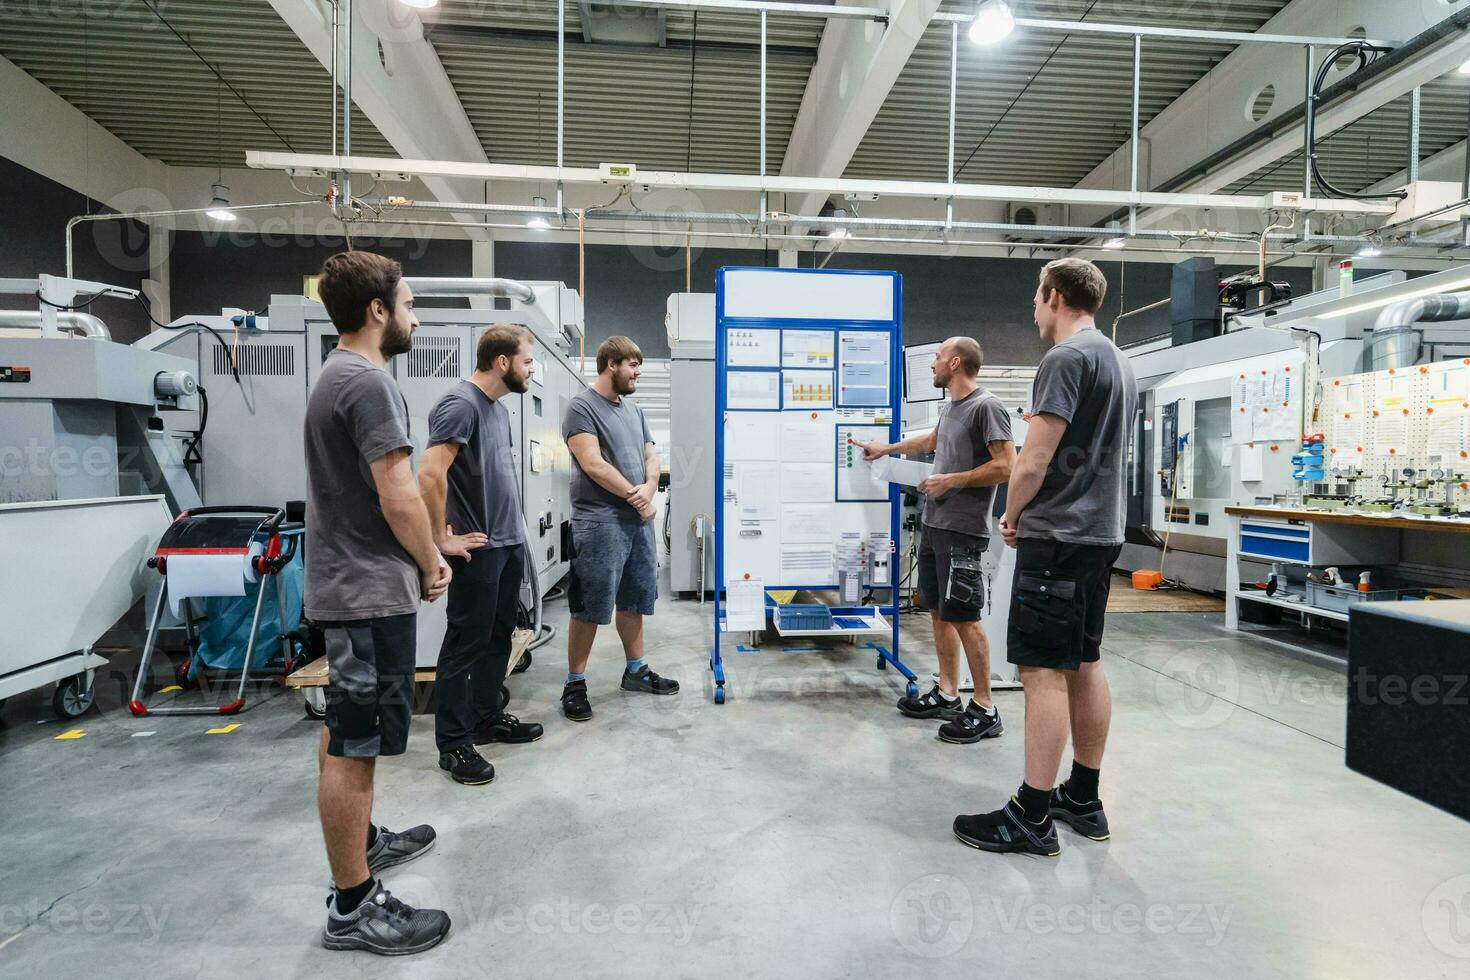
[138,0,297,153]
[184,385,208,470]
[132,293,242,385]
[35,290,109,311]
[1306,42,1407,202]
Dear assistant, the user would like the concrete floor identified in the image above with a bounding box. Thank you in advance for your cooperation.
[3,585,1470,979]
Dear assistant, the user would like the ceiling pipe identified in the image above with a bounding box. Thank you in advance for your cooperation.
[404,277,537,304]
[0,311,112,340]
[1368,291,1470,370]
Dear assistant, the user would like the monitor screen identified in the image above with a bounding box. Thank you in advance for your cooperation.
[903,342,945,403]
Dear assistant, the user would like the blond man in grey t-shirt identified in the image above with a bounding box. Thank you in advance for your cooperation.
[857,337,1015,742]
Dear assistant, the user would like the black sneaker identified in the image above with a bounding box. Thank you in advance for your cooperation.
[437,745,496,785]
[897,684,962,720]
[953,798,1061,857]
[621,664,680,695]
[937,701,1004,743]
[323,882,451,956]
[562,679,593,721]
[1049,784,1111,841]
[367,824,436,877]
[474,712,544,745]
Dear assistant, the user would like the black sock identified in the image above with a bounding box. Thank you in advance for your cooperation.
[1016,782,1051,823]
[335,877,376,914]
[366,823,379,851]
[1066,762,1101,804]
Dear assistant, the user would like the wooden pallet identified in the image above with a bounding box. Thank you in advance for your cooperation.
[284,628,535,689]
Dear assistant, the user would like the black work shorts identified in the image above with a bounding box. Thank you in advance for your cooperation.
[917,524,989,623]
[1007,539,1122,672]
[321,613,417,758]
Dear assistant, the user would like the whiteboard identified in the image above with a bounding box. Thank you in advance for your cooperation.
[723,269,895,322]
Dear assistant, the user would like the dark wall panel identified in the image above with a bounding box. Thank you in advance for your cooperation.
[168,230,472,317]
[0,154,151,341]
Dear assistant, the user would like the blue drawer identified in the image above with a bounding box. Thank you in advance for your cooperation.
[1240,535,1309,562]
[1242,523,1309,540]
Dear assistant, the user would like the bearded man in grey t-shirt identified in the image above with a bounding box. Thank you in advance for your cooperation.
[306,251,453,955]
[856,337,1014,743]
[954,258,1138,859]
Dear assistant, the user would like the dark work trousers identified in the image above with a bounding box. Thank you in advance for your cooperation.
[435,543,525,752]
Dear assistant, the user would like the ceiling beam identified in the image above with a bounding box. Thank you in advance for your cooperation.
[265,0,489,226]
[1069,0,1469,232]
[778,0,944,219]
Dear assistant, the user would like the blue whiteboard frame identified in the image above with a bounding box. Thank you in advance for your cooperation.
[710,267,916,705]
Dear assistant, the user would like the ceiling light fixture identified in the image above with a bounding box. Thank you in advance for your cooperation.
[828,208,851,240]
[1460,56,1470,75]
[527,196,551,231]
[398,0,439,9]
[1103,237,1127,250]
[968,0,1016,46]
[205,183,236,223]
[1355,245,1383,258]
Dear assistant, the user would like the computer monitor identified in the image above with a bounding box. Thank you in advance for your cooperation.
[903,341,945,403]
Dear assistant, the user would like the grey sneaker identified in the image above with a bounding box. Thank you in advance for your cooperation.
[620,664,680,695]
[322,883,451,956]
[936,701,1004,743]
[367,823,436,877]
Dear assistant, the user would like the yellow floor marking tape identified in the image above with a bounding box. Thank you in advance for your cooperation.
[158,685,183,694]
[205,723,241,735]
[54,729,85,740]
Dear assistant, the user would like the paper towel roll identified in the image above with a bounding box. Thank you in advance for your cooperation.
[167,554,248,615]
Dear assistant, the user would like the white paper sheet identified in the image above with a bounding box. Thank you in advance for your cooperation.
[166,554,247,615]
[1428,416,1468,458]
[780,546,834,584]
[1238,443,1265,483]
[780,414,835,463]
[781,504,834,544]
[726,413,781,461]
[781,463,831,504]
[1374,415,1409,456]
[837,424,890,501]
[782,369,834,410]
[782,329,834,369]
[728,370,781,411]
[726,328,781,367]
[725,577,767,632]
[738,463,780,522]
[872,455,934,487]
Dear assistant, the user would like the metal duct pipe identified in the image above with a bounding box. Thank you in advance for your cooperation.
[1368,291,1470,370]
[0,310,112,340]
[403,277,537,304]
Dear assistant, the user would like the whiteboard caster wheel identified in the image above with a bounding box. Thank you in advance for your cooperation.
[714,687,726,705]
[905,680,918,699]
[53,675,95,720]
[876,655,886,670]
[303,687,327,720]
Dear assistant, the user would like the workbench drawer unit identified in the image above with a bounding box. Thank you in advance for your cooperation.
[1237,517,1400,567]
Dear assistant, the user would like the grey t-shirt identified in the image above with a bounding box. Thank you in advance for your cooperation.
[304,348,420,621]
[428,380,526,549]
[1019,328,1139,546]
[923,387,1014,537]
[562,387,653,525]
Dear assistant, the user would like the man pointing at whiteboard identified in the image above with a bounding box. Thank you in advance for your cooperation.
[856,336,1015,743]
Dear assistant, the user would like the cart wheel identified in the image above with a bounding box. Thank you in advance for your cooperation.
[905,680,918,699]
[512,650,532,674]
[303,688,327,720]
[714,687,726,705]
[876,655,886,670]
[53,675,95,720]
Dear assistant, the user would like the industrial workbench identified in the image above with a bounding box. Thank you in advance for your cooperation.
[1223,505,1470,630]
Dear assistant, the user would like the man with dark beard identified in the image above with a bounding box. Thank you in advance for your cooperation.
[419,325,544,784]
[307,251,452,954]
